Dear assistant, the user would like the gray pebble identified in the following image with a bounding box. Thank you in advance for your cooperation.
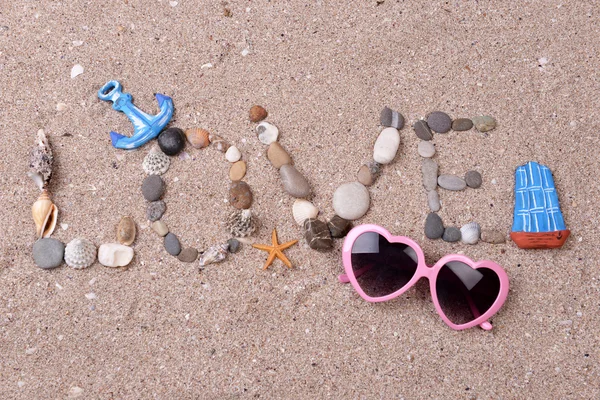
[422,159,439,191]
[164,233,181,256]
[417,141,435,158]
[426,111,452,133]
[471,115,497,132]
[481,229,506,244]
[442,227,461,242]
[327,215,352,238]
[32,238,65,269]
[332,182,370,220]
[304,218,333,250]
[424,213,444,239]
[280,164,311,198]
[465,170,482,188]
[427,190,440,212]
[141,175,165,201]
[146,200,166,221]
[414,120,433,141]
[227,238,241,253]
[438,174,467,191]
[380,107,405,129]
[452,118,473,131]
[177,248,198,262]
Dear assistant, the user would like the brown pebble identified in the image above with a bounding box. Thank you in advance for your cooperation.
[185,128,211,149]
[229,181,253,209]
[178,248,199,263]
[267,142,292,168]
[481,229,506,244]
[357,165,374,186]
[229,161,247,181]
[116,216,136,245]
[249,105,268,123]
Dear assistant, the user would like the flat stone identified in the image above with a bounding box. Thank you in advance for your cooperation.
[442,227,461,242]
[327,215,352,238]
[229,161,247,181]
[481,229,506,244]
[98,243,134,267]
[146,200,166,222]
[357,161,382,186]
[152,220,169,236]
[227,238,241,253]
[438,174,466,191]
[32,238,64,269]
[417,141,435,158]
[164,233,181,256]
[413,120,433,141]
[427,190,440,212]
[158,127,186,156]
[471,115,497,132]
[426,111,452,133]
[422,159,439,191]
[141,175,165,201]
[332,182,370,220]
[267,142,292,168]
[380,107,404,129]
[465,170,482,188]
[303,218,333,250]
[229,181,253,209]
[373,127,400,164]
[178,248,199,262]
[425,213,444,239]
[280,164,311,198]
[452,118,473,131]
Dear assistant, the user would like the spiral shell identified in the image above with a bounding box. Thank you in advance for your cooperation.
[226,209,257,237]
[142,146,171,175]
[64,238,96,269]
[29,129,53,189]
[32,189,58,238]
[460,222,481,245]
[199,243,229,267]
[292,199,319,226]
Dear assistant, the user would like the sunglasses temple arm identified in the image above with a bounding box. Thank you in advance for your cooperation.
[461,286,493,331]
[338,263,376,284]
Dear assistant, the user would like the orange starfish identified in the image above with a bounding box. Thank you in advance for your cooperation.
[252,229,298,270]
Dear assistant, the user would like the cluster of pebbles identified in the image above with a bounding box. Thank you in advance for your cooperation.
[414,111,505,245]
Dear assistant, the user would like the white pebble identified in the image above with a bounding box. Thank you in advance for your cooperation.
[373,127,400,164]
[72,40,84,47]
[70,64,84,79]
[241,48,250,56]
[98,243,134,267]
[25,347,37,355]
[56,103,68,112]
[225,146,242,162]
[85,293,96,300]
[256,122,279,145]
[417,141,435,158]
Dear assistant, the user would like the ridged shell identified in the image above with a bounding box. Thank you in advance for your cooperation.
[64,238,96,269]
[29,129,53,188]
[460,222,481,245]
[292,199,319,226]
[185,127,210,149]
[142,146,170,175]
[226,209,257,237]
[199,243,229,267]
[116,216,136,245]
[32,189,58,238]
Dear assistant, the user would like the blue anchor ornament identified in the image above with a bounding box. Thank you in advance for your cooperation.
[98,80,174,150]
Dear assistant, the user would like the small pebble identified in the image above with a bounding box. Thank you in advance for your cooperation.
[327,215,352,238]
[229,181,253,209]
[426,111,452,133]
[438,175,467,191]
[465,170,482,188]
[481,229,506,244]
[442,227,461,242]
[332,182,370,221]
[425,213,444,239]
[229,161,247,181]
[413,120,433,141]
[471,115,497,132]
[452,118,473,131]
[303,218,333,250]
[32,238,65,269]
[249,105,268,122]
[256,122,279,145]
[227,238,241,253]
[185,128,210,149]
[158,127,186,156]
[146,201,166,222]
[141,175,165,201]
[178,248,199,262]
[373,127,400,164]
[164,233,181,256]
[427,190,440,212]
[152,220,169,236]
[280,164,311,198]
[267,142,292,168]
[417,141,435,158]
[225,146,242,163]
[422,159,439,191]
[116,216,136,245]
[380,107,405,129]
[357,162,381,186]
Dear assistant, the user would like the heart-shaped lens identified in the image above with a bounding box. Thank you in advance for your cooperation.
[351,232,418,298]
[435,262,501,325]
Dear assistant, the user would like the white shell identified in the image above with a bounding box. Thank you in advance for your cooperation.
[226,209,257,237]
[292,199,319,226]
[199,243,229,267]
[143,147,170,175]
[460,222,481,245]
[225,146,242,163]
[70,64,84,78]
[98,243,134,267]
[64,238,96,269]
[256,122,279,145]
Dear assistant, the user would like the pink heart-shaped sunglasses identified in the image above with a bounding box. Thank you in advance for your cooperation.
[339,224,510,330]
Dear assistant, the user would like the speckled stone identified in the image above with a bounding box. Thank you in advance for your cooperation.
[152,220,169,236]
[178,248,198,262]
[141,175,165,202]
[32,238,64,269]
[164,233,181,256]
[438,175,467,191]
[146,200,166,222]
[303,218,333,250]
[472,115,497,132]
[280,164,311,198]
[380,107,405,129]
[427,190,440,212]
[481,229,506,244]
[465,170,482,188]
[426,111,452,133]
[158,127,186,156]
[422,159,439,191]
[425,213,444,239]
[229,181,253,209]
[417,141,435,158]
[442,227,461,242]
[227,238,241,253]
[414,120,433,141]
[327,215,352,238]
[452,118,473,131]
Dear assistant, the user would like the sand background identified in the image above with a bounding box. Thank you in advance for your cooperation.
[1,0,599,398]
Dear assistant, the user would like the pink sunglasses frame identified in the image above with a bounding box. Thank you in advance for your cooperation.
[338,224,510,331]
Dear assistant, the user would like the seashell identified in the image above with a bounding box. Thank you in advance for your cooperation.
[292,199,319,226]
[116,216,136,245]
[185,127,210,149]
[249,105,268,122]
[256,122,279,145]
[209,135,230,152]
[98,243,134,267]
[29,129,53,189]
[142,146,171,175]
[199,243,229,267]
[70,64,84,78]
[225,145,242,163]
[460,222,481,245]
[226,209,257,237]
[32,189,58,238]
[64,238,96,269]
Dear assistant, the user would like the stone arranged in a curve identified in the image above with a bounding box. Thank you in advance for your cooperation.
[373,127,400,164]
[332,182,370,221]
[33,238,64,269]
